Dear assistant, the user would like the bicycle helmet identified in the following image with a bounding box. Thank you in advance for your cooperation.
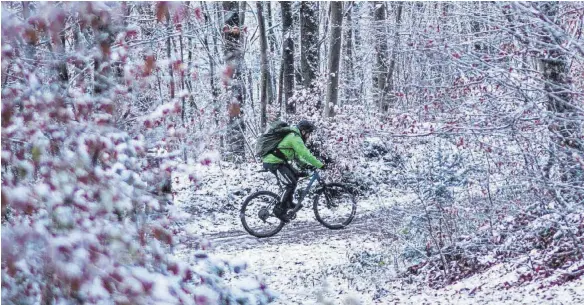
[297,120,316,133]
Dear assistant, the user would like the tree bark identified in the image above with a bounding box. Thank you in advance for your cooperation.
[277,56,284,118]
[300,1,319,89]
[203,2,222,148]
[281,2,295,114]
[239,2,249,108]
[165,10,175,100]
[257,2,269,129]
[266,1,277,105]
[324,1,343,117]
[223,1,246,158]
[353,3,365,103]
[293,3,303,87]
[539,2,583,186]
[384,2,403,112]
[57,30,69,84]
[21,2,36,60]
[343,1,355,102]
[186,3,196,112]
[373,1,389,112]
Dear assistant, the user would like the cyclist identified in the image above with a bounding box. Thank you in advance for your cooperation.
[262,120,324,221]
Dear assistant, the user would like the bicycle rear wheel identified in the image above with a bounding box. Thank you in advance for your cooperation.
[313,183,356,229]
[240,191,285,238]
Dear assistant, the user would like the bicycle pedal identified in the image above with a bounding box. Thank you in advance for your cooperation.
[285,211,297,220]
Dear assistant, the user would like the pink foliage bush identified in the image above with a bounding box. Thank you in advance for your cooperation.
[1,2,274,304]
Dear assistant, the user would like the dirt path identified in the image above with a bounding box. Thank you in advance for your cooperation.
[180,213,394,252]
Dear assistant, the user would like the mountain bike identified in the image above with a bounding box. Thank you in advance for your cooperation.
[240,170,357,238]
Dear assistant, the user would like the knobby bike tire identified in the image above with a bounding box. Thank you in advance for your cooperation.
[313,183,357,229]
[240,191,285,238]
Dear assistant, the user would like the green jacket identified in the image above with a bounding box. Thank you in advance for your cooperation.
[262,126,324,168]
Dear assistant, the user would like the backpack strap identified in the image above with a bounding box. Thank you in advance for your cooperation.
[271,148,288,162]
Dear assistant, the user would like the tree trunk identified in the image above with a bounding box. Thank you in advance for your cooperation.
[277,57,284,118]
[179,20,186,124]
[353,3,365,103]
[320,2,331,76]
[239,2,246,26]
[186,2,197,112]
[539,2,583,187]
[21,1,30,19]
[266,1,277,105]
[239,1,249,108]
[93,33,113,96]
[21,2,36,59]
[57,30,69,85]
[293,2,303,86]
[300,1,319,90]
[373,2,389,112]
[257,2,269,129]
[385,2,403,112]
[165,10,175,100]
[281,2,295,114]
[324,2,343,117]
[343,1,355,103]
[223,1,246,158]
[203,1,222,148]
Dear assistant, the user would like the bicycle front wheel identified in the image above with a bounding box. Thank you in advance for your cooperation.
[313,183,357,229]
[240,191,285,238]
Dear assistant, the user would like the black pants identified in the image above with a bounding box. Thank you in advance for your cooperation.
[263,163,298,209]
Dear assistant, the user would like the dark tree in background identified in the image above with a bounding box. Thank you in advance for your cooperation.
[257,2,270,129]
[373,1,389,112]
[385,1,403,112]
[342,1,357,103]
[300,1,319,90]
[324,1,343,117]
[280,1,295,115]
[539,2,583,188]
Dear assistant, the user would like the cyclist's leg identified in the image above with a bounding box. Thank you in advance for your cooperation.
[263,162,278,175]
[263,163,289,219]
[276,164,298,210]
[263,163,283,188]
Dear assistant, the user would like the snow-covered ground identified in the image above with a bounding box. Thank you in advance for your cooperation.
[172,162,584,304]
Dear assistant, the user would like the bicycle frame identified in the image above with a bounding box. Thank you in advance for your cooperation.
[289,170,322,215]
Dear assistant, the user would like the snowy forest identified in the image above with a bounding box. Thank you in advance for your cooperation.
[1,1,583,304]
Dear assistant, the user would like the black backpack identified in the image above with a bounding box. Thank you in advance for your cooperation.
[255,121,300,160]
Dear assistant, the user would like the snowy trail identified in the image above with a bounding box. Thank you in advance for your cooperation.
[186,213,395,251]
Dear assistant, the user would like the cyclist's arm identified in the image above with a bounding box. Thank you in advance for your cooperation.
[290,135,323,169]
